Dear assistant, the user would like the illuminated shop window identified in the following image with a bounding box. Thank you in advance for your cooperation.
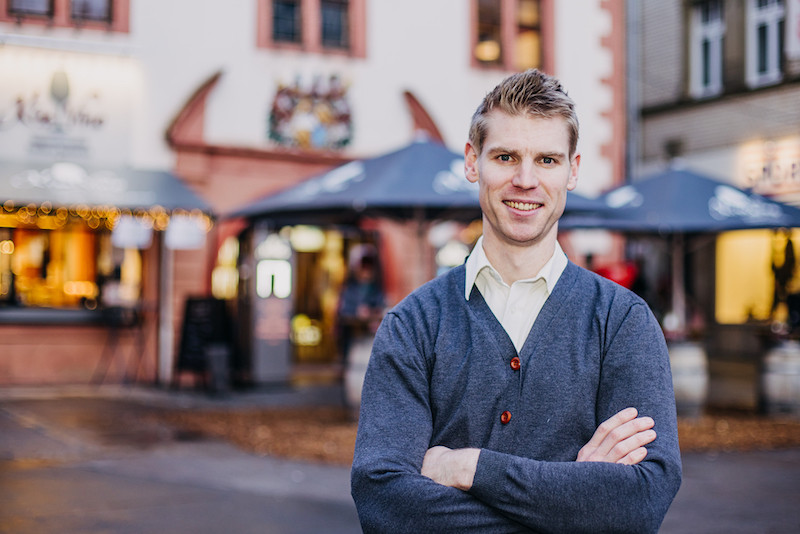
[1,227,138,309]
[715,229,800,324]
[2,0,126,31]
[212,236,240,300]
[0,206,143,310]
[474,0,543,71]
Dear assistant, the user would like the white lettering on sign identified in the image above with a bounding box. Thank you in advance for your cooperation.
[0,45,137,166]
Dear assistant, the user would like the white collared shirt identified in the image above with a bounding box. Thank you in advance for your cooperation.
[464,236,568,352]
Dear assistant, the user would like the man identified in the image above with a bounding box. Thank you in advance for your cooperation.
[351,69,681,533]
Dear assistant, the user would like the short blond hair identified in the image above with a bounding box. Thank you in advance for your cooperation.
[468,69,579,157]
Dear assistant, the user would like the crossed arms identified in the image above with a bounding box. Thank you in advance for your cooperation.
[422,406,657,491]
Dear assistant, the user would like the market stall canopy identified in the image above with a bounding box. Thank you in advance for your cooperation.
[560,168,800,233]
[0,161,212,213]
[228,138,603,224]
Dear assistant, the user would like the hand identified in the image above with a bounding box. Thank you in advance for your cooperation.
[421,446,480,490]
[577,407,656,465]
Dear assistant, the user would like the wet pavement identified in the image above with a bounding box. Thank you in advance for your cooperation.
[1,385,799,533]
[0,385,360,534]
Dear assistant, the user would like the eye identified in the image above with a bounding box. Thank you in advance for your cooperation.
[498,154,512,162]
[542,156,555,165]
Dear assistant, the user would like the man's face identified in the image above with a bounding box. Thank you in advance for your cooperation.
[465,111,579,251]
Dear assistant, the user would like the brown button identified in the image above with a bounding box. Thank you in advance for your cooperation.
[510,357,521,370]
[500,410,512,424]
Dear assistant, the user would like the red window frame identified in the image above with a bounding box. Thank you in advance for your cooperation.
[470,0,553,72]
[0,0,129,32]
[257,0,366,58]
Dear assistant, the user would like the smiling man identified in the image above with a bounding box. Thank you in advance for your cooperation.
[351,69,682,533]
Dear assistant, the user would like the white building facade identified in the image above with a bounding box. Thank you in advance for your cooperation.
[0,0,627,385]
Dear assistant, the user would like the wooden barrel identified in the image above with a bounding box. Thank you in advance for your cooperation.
[762,341,800,415]
[669,341,709,417]
[344,335,374,417]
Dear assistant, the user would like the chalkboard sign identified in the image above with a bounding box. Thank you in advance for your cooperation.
[176,297,233,374]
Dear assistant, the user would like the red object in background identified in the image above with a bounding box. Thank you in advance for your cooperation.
[594,261,638,289]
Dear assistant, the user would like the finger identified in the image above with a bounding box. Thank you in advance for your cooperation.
[617,446,648,465]
[592,413,653,456]
[585,407,639,450]
[589,417,655,462]
[597,418,655,457]
[606,428,657,463]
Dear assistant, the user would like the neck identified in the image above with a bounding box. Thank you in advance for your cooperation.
[481,232,557,285]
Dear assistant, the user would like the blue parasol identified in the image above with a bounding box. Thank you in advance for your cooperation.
[228,138,603,224]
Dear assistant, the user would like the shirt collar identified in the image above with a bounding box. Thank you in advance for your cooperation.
[464,236,568,300]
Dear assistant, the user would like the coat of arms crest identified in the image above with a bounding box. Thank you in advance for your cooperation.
[268,74,352,150]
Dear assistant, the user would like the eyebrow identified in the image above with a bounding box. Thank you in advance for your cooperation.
[538,151,568,160]
[485,146,567,160]
[485,146,521,158]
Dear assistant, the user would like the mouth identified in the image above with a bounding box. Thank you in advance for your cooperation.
[504,200,542,212]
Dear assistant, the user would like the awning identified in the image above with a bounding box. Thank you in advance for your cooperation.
[0,161,212,213]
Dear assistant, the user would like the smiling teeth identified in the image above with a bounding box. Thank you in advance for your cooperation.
[505,201,540,211]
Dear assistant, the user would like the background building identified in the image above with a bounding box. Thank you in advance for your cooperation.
[1,0,628,386]
[633,0,800,410]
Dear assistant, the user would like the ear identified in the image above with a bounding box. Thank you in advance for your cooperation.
[464,142,479,183]
[567,152,580,191]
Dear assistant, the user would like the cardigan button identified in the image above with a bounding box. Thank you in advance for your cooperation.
[510,357,521,371]
[500,410,512,424]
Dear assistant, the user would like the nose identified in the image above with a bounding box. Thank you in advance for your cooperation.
[511,159,540,189]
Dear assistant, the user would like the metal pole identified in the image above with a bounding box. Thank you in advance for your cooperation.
[672,233,687,335]
[158,237,175,386]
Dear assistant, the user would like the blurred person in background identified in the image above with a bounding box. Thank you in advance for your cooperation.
[337,253,385,366]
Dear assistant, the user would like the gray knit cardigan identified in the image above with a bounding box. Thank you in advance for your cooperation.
[351,261,682,533]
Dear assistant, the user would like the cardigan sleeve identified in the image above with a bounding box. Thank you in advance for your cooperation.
[467,302,682,533]
[350,312,528,533]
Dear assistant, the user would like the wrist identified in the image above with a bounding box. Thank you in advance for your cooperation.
[451,448,480,491]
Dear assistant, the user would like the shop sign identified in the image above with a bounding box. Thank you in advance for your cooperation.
[268,74,352,150]
[739,136,800,197]
[165,215,207,250]
[112,215,153,249]
[0,46,137,165]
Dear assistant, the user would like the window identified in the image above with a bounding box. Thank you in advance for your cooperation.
[273,0,302,44]
[258,0,365,57]
[1,0,127,31]
[0,217,141,311]
[473,0,544,71]
[321,0,349,49]
[746,0,785,87]
[475,0,503,66]
[71,0,111,23]
[689,0,725,98]
[8,0,52,17]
